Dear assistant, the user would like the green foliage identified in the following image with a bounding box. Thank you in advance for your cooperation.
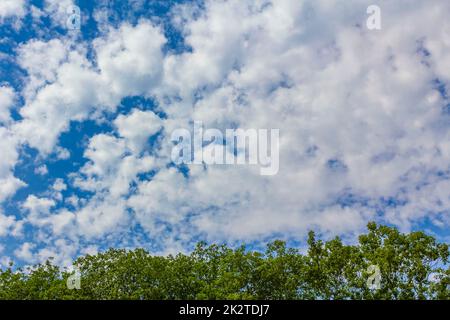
[0,223,448,300]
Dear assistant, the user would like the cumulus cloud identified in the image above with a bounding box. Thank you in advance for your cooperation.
[93,22,166,97]
[43,0,75,28]
[17,39,69,101]
[22,195,56,227]
[0,212,16,237]
[114,109,162,153]
[69,111,160,238]
[14,242,35,263]
[34,165,48,176]
[0,127,25,203]
[0,0,26,21]
[140,0,450,240]
[121,0,450,247]
[14,20,166,155]
[0,86,15,124]
[2,0,450,262]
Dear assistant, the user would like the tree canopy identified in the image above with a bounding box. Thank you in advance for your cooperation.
[0,222,448,300]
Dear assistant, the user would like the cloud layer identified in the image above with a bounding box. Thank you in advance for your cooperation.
[0,0,449,265]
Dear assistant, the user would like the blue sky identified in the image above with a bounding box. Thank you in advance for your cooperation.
[0,0,449,266]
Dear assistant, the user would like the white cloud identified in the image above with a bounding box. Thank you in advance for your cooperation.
[6,0,450,260]
[53,178,67,192]
[114,109,162,153]
[0,212,16,237]
[63,109,161,239]
[46,210,75,236]
[93,21,166,97]
[55,146,71,160]
[77,134,127,182]
[14,48,109,154]
[75,197,128,238]
[127,0,450,245]
[22,195,75,238]
[36,238,77,266]
[34,164,48,176]
[17,38,69,101]
[81,245,98,256]
[43,0,75,28]
[0,127,25,203]
[14,242,35,263]
[51,178,67,201]
[0,0,26,21]
[0,86,15,124]
[15,21,166,155]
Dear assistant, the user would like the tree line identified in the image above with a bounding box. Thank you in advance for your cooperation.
[0,222,448,299]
